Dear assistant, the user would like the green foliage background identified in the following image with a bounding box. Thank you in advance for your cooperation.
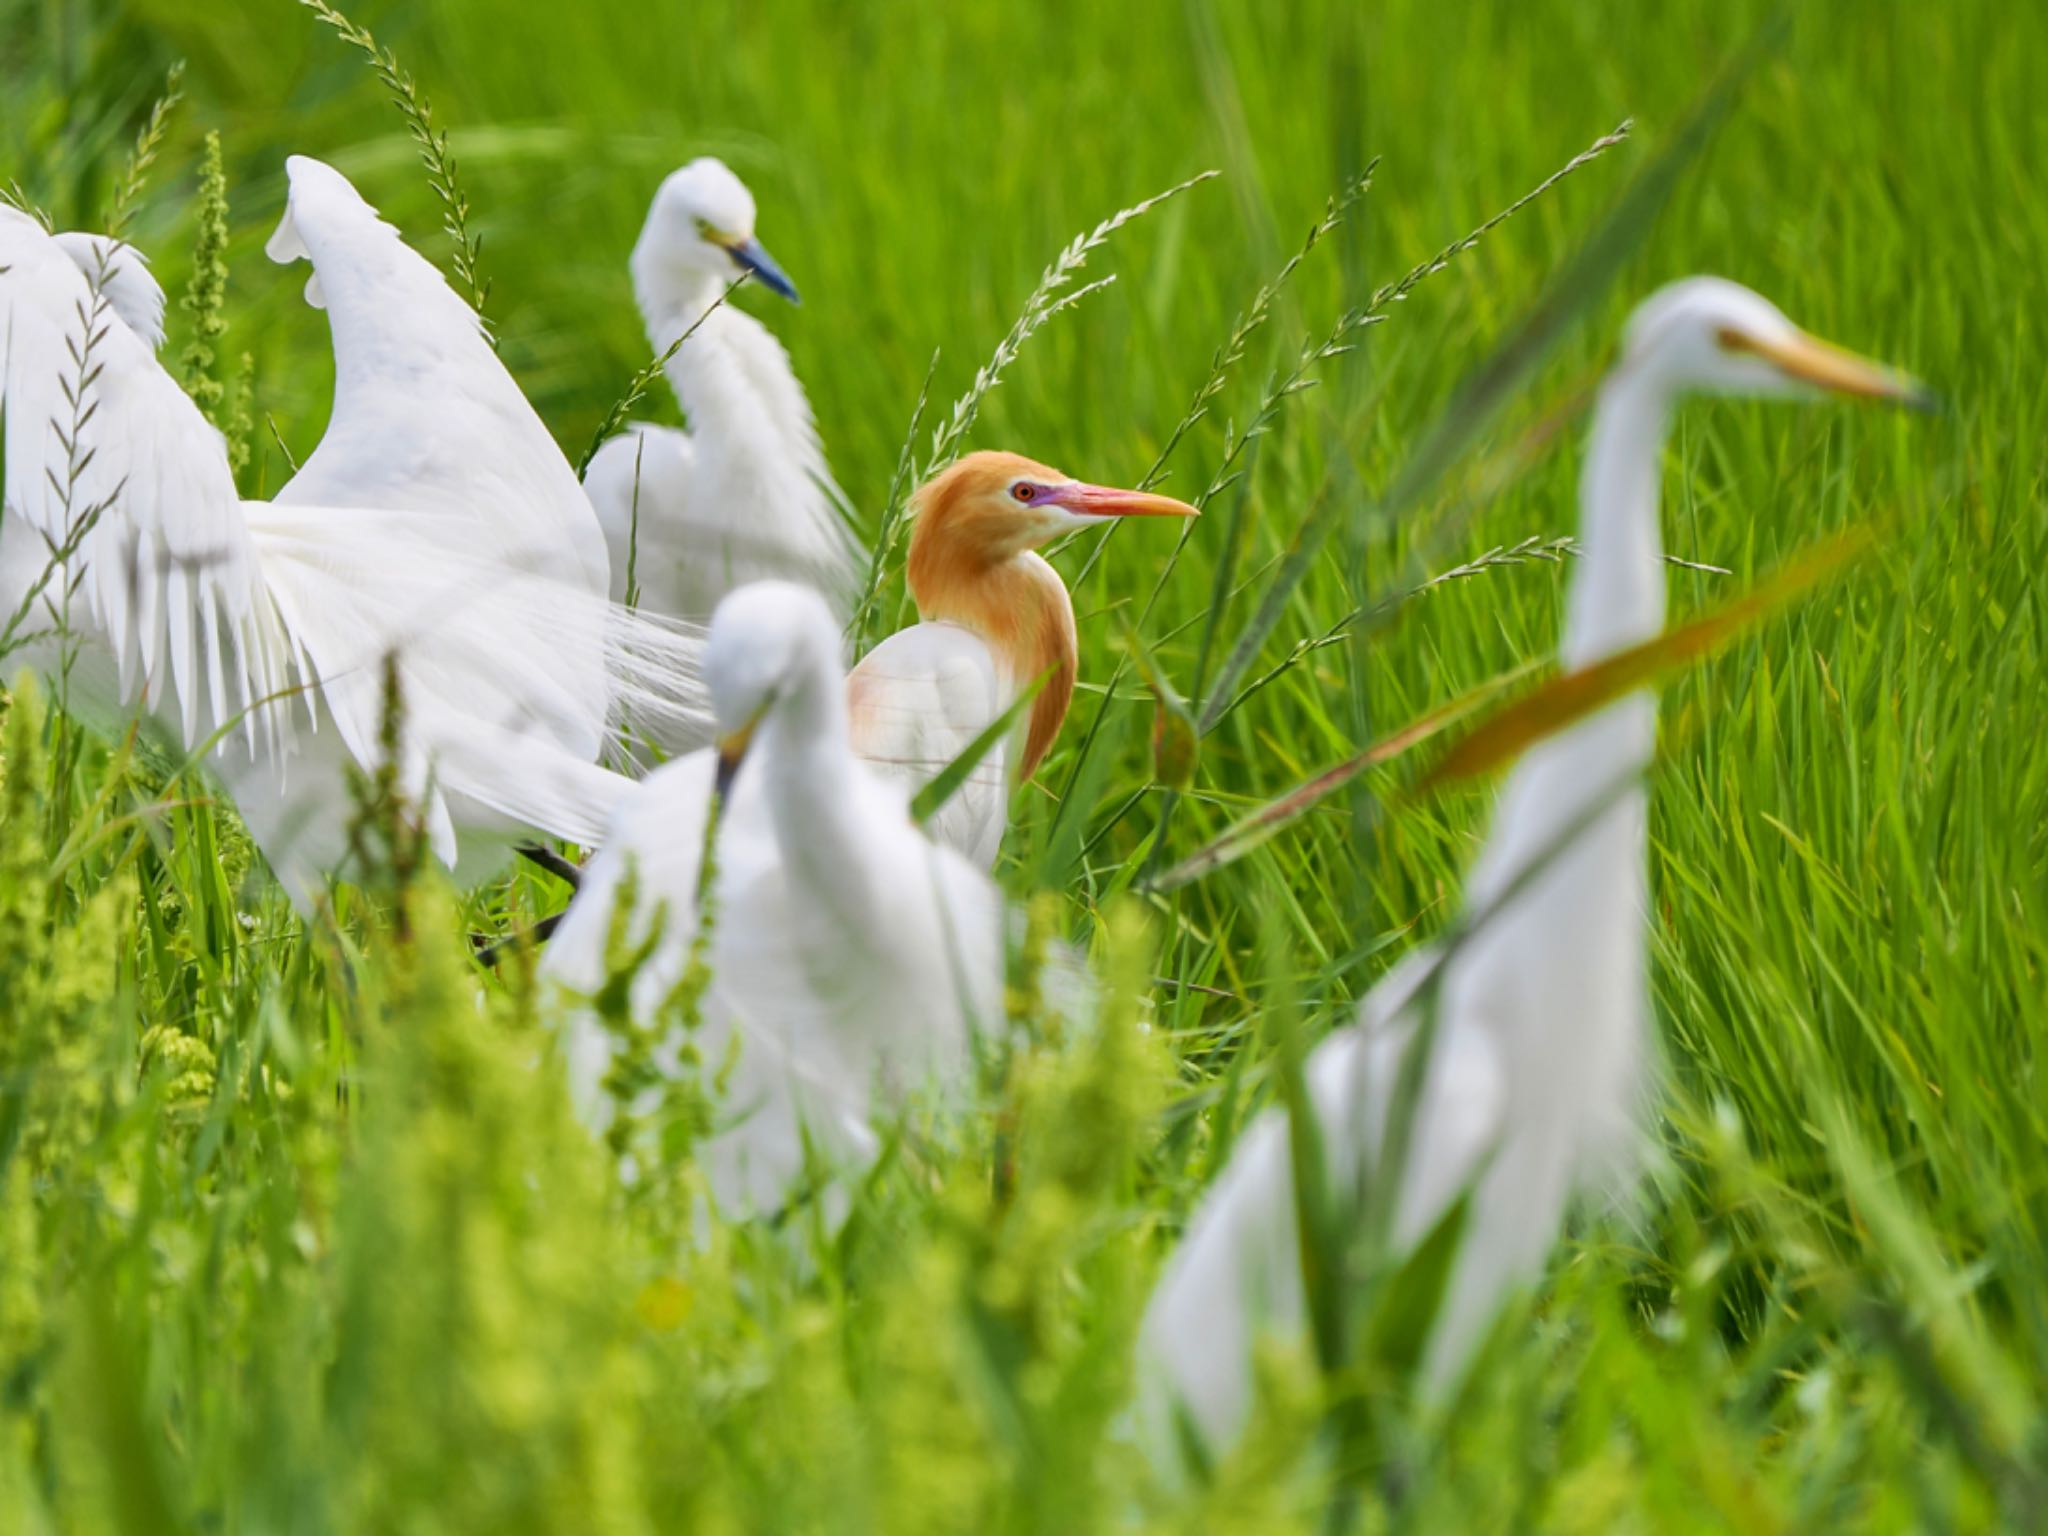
[1,0,2044,1528]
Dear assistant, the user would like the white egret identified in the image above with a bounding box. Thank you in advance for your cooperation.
[582,158,861,624]
[264,155,611,598]
[1133,277,1931,1466]
[255,155,714,876]
[542,580,1008,1218]
[848,451,1197,865]
[0,193,703,902]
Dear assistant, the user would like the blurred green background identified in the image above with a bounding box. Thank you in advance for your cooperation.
[10,0,2011,496]
[3,0,2047,1528]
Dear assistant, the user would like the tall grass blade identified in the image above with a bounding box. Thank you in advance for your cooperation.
[1420,527,1871,789]
[1196,116,1638,735]
[298,0,494,328]
[1149,661,1532,891]
[907,667,1052,827]
[102,61,184,238]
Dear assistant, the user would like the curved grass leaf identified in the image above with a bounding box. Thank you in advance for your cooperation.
[1420,527,1872,791]
[908,666,1053,827]
[1148,663,1532,891]
[1197,113,1639,736]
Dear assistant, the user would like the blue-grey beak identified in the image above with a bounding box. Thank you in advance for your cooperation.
[726,236,800,303]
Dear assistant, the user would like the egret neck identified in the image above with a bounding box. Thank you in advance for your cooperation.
[628,236,816,570]
[906,526,1078,781]
[630,251,757,441]
[1565,369,1670,668]
[631,249,725,361]
[754,632,893,937]
[1457,364,1673,1192]
[1465,365,1670,921]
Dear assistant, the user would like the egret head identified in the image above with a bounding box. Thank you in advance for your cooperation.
[638,157,800,302]
[1619,277,1933,408]
[909,451,1199,570]
[706,580,840,796]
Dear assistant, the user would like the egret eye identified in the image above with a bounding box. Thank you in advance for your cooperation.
[1011,482,1036,502]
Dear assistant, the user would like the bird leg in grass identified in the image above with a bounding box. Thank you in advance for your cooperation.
[474,909,565,967]
[517,842,584,889]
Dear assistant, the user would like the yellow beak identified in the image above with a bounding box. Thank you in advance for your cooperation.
[713,720,757,801]
[1052,481,1202,518]
[1720,326,1937,410]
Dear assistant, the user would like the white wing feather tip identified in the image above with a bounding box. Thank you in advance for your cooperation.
[264,200,310,269]
[8,193,687,897]
[51,231,167,352]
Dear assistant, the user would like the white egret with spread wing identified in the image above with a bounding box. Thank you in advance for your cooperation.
[1134,277,1931,1467]
[848,451,1196,865]
[583,158,861,624]
[0,172,705,901]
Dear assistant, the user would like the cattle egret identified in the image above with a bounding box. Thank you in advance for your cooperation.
[0,189,704,902]
[1134,277,1931,1467]
[543,581,1011,1218]
[848,451,1197,865]
[582,159,861,626]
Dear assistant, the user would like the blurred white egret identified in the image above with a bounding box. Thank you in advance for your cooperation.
[0,177,705,903]
[1134,277,1931,1466]
[582,159,861,624]
[543,580,1005,1216]
[848,451,1197,865]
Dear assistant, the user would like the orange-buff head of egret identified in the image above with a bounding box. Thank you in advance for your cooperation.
[901,451,1197,782]
[908,450,1197,574]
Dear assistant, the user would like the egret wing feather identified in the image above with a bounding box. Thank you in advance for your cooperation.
[267,156,611,599]
[1,208,281,753]
[51,232,167,352]
[846,620,1010,867]
[243,500,651,855]
[717,306,859,532]
[1134,956,1507,1465]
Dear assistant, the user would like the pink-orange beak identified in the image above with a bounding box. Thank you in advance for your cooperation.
[1048,481,1200,519]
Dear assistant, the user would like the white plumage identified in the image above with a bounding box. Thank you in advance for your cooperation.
[846,619,1012,867]
[51,231,167,349]
[1133,277,1931,1466]
[840,451,1197,867]
[2,205,279,757]
[266,154,612,600]
[1,172,709,902]
[582,159,862,628]
[542,581,1005,1218]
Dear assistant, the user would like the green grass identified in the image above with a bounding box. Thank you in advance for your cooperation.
[3,0,2046,1527]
